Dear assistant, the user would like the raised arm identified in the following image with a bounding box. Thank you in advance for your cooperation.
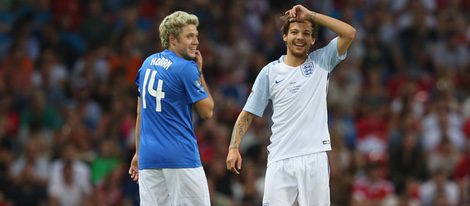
[285,5,356,56]
[193,50,214,119]
[226,110,255,174]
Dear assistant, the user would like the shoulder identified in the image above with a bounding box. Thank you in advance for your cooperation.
[267,57,283,68]
[309,37,339,57]
[142,53,159,65]
[150,51,198,73]
[175,60,198,76]
[166,54,197,71]
[260,57,283,75]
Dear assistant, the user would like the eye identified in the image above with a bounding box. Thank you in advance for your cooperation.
[187,33,198,39]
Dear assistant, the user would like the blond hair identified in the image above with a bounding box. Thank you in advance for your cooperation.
[159,11,199,49]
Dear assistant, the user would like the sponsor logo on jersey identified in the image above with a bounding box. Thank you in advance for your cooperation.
[274,79,284,84]
[323,140,330,145]
[301,63,313,77]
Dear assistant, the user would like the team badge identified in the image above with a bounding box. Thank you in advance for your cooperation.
[301,63,313,77]
[194,80,205,93]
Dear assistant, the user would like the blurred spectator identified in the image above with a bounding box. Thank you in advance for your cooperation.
[388,127,428,194]
[427,136,460,178]
[91,139,120,185]
[352,158,396,206]
[329,128,354,205]
[32,48,69,109]
[231,160,263,205]
[19,90,62,145]
[108,30,143,86]
[208,156,234,198]
[420,169,459,206]
[10,137,49,185]
[356,68,389,156]
[4,161,48,206]
[328,58,361,116]
[48,143,92,206]
[422,98,466,151]
[0,93,19,139]
[207,177,237,206]
[90,165,125,206]
[453,139,470,205]
[79,0,111,48]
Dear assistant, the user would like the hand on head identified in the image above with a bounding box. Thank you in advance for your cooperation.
[285,5,314,22]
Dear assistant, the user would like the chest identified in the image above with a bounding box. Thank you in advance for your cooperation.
[269,62,328,99]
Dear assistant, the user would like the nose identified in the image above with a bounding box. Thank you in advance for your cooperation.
[193,37,199,45]
[295,33,305,40]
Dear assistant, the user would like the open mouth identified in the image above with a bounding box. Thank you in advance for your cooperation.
[294,42,305,47]
[293,42,305,48]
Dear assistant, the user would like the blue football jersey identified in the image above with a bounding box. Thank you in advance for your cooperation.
[135,49,208,169]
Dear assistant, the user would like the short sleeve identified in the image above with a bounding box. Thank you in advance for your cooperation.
[135,68,142,97]
[243,67,270,117]
[180,62,208,104]
[308,37,347,72]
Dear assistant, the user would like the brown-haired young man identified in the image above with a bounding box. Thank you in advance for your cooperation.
[226,4,355,205]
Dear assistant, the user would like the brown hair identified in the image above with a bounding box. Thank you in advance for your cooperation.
[280,15,318,39]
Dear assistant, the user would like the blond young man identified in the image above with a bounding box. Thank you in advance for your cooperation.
[129,11,214,206]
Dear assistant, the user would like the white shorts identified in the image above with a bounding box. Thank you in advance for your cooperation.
[139,167,210,206]
[263,152,330,206]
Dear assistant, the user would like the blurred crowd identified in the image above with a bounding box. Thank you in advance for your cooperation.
[0,0,469,205]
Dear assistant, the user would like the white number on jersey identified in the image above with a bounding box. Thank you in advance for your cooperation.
[142,69,165,112]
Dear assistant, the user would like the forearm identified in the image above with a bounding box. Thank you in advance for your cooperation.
[135,98,141,154]
[135,116,140,154]
[229,111,254,149]
[308,12,355,39]
[199,74,213,105]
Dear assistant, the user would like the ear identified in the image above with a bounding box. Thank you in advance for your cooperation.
[169,34,177,47]
[283,34,287,43]
[311,39,316,45]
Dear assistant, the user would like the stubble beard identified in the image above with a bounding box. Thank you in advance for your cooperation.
[182,50,196,61]
[290,48,308,59]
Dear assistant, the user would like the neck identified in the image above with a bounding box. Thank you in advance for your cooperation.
[283,52,307,67]
[168,47,182,58]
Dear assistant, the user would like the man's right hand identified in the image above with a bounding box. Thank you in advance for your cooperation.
[226,148,242,174]
[285,4,315,22]
[195,50,203,74]
[129,154,139,182]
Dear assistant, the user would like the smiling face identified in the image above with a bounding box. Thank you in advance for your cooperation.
[170,24,199,60]
[283,21,315,59]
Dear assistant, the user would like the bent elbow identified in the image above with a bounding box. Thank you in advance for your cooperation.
[200,108,213,119]
[200,103,214,120]
[200,111,213,120]
[348,27,356,40]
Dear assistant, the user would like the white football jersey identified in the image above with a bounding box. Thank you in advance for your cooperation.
[244,37,346,166]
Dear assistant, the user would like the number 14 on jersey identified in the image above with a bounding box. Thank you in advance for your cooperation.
[142,68,165,112]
